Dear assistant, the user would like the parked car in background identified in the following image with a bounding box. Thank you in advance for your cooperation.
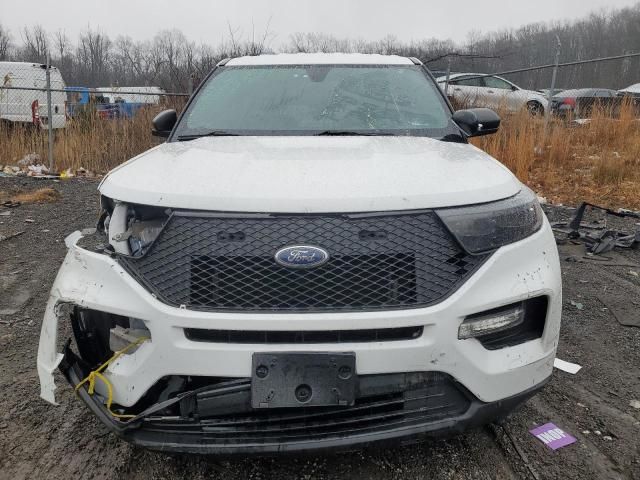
[551,88,621,118]
[618,83,640,98]
[0,61,67,128]
[39,53,561,455]
[537,88,565,97]
[436,73,548,115]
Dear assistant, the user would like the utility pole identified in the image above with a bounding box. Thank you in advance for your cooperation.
[444,57,452,98]
[188,72,195,96]
[544,36,562,129]
[46,51,54,173]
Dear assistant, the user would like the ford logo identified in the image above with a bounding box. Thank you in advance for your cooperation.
[274,245,330,269]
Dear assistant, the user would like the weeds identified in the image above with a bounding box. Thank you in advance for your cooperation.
[472,101,640,208]
[0,187,61,204]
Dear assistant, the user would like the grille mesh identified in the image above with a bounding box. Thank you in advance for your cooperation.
[119,211,488,312]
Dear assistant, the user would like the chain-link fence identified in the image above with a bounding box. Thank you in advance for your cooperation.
[0,58,188,176]
[1,50,640,195]
[438,49,640,209]
[432,50,640,119]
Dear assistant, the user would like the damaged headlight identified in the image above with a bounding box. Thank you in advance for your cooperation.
[436,187,543,254]
[100,197,169,257]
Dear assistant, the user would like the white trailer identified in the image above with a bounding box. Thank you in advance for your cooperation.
[0,61,67,129]
[96,86,165,105]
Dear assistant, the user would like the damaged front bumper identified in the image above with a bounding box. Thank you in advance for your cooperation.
[59,343,549,455]
[38,223,561,454]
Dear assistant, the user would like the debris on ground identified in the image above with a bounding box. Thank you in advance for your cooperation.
[75,167,96,177]
[630,400,640,409]
[570,300,584,310]
[529,423,577,450]
[559,243,640,267]
[0,157,97,178]
[552,202,640,254]
[0,231,25,242]
[16,153,40,168]
[27,164,50,177]
[598,292,640,328]
[60,168,75,179]
[554,358,582,374]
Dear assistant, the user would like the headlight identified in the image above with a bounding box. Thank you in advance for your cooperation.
[436,188,543,254]
[101,198,169,257]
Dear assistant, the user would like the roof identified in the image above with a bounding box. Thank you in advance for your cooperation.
[620,83,640,94]
[434,73,492,81]
[553,88,617,97]
[0,61,60,70]
[225,53,414,66]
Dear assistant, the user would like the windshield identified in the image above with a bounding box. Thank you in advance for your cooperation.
[173,65,454,138]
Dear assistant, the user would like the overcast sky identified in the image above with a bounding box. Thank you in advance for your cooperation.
[1,0,637,46]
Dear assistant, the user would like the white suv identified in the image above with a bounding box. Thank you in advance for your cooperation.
[38,53,561,455]
[437,73,549,115]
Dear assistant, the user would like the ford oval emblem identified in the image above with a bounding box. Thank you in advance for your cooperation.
[274,245,330,269]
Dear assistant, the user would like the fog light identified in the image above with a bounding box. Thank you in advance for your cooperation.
[458,304,524,340]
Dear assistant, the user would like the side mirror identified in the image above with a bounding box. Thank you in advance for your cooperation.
[152,109,177,138]
[452,108,500,137]
[511,85,519,92]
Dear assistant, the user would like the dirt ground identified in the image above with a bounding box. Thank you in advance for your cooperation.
[0,177,639,480]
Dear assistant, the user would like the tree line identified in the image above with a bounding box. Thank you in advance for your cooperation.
[1,3,640,92]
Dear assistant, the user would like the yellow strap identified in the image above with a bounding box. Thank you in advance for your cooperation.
[74,336,149,420]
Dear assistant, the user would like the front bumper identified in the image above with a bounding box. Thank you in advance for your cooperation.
[38,219,561,450]
[61,348,549,454]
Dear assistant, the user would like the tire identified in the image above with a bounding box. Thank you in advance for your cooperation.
[527,101,544,116]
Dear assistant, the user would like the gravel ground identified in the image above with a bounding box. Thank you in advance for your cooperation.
[0,177,639,480]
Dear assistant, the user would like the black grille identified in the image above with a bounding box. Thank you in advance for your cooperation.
[119,211,488,312]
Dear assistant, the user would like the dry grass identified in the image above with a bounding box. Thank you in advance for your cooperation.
[1,98,640,209]
[472,102,640,209]
[0,187,61,204]
[0,97,185,173]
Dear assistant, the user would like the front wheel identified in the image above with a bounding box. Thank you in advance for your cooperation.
[527,101,544,116]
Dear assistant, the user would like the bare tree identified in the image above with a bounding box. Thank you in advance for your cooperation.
[21,25,48,63]
[5,2,640,91]
[76,29,112,85]
[0,24,11,60]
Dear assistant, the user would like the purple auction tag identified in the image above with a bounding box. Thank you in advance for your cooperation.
[529,423,577,450]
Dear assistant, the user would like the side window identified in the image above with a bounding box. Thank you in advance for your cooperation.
[594,90,613,98]
[453,76,484,87]
[484,76,513,90]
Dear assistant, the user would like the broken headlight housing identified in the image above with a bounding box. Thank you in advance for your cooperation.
[99,196,169,257]
[436,188,543,254]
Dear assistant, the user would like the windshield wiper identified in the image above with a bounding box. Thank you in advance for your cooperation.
[177,131,241,141]
[438,133,467,143]
[313,130,397,136]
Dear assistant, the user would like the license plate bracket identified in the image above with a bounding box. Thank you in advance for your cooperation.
[251,352,357,409]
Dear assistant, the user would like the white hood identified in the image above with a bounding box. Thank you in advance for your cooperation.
[99,136,520,213]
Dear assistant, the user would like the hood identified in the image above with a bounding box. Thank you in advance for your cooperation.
[99,136,520,213]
